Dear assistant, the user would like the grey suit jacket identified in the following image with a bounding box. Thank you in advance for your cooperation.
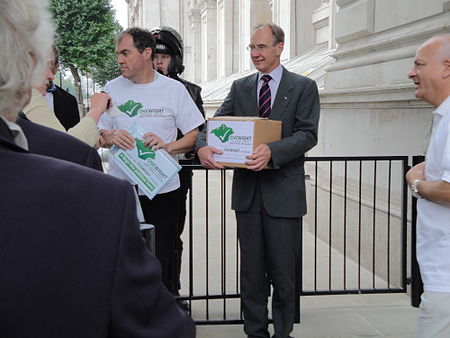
[196,67,320,218]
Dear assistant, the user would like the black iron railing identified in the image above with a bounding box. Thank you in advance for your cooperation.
[302,156,408,296]
[175,156,411,324]
[410,155,425,307]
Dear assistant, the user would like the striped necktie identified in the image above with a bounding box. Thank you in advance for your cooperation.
[258,75,272,118]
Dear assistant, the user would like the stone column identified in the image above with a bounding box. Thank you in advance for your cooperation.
[239,0,272,72]
[217,0,234,78]
[239,0,252,72]
[200,0,218,82]
[293,0,322,53]
[276,0,296,59]
[127,0,142,27]
[160,0,180,31]
[142,0,161,29]
[312,0,331,46]
[187,6,202,83]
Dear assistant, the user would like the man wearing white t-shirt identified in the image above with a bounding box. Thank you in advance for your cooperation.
[406,34,450,338]
[99,27,204,294]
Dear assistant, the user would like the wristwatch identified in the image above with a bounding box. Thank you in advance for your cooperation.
[410,179,423,199]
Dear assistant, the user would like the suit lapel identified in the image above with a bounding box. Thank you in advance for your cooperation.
[243,73,259,116]
[53,86,61,111]
[271,67,293,121]
[0,116,28,154]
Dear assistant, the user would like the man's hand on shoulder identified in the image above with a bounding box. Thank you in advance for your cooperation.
[197,146,225,169]
[245,143,271,172]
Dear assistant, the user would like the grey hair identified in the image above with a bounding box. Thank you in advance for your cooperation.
[0,0,55,120]
[254,23,285,44]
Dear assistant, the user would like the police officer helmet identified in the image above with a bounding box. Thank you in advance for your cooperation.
[150,26,185,77]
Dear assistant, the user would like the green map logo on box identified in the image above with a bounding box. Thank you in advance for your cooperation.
[135,138,156,160]
[118,100,143,117]
[211,124,234,143]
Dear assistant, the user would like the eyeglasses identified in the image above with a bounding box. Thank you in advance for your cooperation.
[246,43,277,53]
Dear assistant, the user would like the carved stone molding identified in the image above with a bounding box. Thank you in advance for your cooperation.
[335,0,374,43]
[444,0,450,11]
[188,8,201,25]
[320,84,430,109]
[331,13,450,66]
[313,0,330,30]
[336,0,356,7]
[198,0,217,11]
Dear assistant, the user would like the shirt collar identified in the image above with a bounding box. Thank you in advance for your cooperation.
[153,69,161,82]
[0,116,29,150]
[258,64,283,84]
[46,82,56,93]
[434,95,450,117]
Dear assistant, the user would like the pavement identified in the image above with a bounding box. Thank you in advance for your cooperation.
[196,293,418,338]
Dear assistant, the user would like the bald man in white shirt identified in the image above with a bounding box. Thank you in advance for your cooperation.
[406,34,450,338]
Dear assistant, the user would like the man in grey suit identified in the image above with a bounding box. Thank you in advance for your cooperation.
[196,23,320,338]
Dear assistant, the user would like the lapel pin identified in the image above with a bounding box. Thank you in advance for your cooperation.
[284,96,287,100]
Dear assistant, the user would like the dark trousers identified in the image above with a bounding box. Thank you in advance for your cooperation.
[139,188,181,293]
[171,167,192,294]
[236,182,301,338]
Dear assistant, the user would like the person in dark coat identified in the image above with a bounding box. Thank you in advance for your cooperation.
[151,26,205,305]
[17,113,103,171]
[45,46,81,131]
[197,23,320,338]
[0,1,195,337]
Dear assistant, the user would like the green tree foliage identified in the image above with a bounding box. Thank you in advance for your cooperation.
[50,0,121,110]
[92,52,121,87]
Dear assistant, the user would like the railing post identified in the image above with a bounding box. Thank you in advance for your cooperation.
[295,217,303,323]
[410,155,424,308]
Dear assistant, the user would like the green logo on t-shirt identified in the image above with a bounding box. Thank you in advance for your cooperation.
[118,100,143,117]
[135,138,156,160]
[211,124,234,143]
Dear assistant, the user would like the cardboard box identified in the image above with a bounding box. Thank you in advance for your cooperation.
[207,116,282,168]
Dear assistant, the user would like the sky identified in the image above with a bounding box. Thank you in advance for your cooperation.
[110,0,127,28]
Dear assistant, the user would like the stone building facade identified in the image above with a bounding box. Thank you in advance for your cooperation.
[123,0,450,158]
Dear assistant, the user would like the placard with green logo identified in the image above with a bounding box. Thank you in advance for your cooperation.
[206,116,282,168]
[207,119,255,165]
[111,123,181,200]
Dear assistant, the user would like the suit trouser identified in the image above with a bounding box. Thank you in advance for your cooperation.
[236,181,301,338]
[139,188,181,293]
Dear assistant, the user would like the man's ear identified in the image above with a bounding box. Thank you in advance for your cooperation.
[443,58,450,79]
[143,47,152,61]
[276,42,284,57]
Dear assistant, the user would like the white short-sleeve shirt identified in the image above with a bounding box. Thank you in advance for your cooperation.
[417,95,450,293]
[99,71,205,194]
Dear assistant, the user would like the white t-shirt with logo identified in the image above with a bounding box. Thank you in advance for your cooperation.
[99,71,204,194]
[417,95,450,293]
